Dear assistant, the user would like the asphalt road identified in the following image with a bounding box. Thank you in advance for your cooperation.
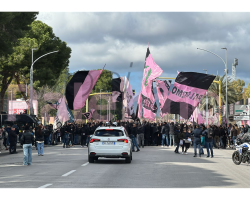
[0,144,250,188]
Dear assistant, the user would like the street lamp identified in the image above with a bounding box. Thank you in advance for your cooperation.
[221,48,228,125]
[107,91,109,121]
[203,69,208,126]
[30,50,59,115]
[100,89,102,121]
[197,47,228,125]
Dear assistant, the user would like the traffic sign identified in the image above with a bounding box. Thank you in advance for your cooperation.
[234,115,250,121]
[235,105,249,115]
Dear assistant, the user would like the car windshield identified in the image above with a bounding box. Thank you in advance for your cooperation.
[94,130,124,137]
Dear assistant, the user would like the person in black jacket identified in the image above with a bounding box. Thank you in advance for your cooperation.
[9,126,17,154]
[86,123,93,147]
[202,125,214,158]
[80,124,88,147]
[144,122,151,146]
[74,125,80,145]
[221,126,227,149]
[129,123,140,152]
[137,123,145,148]
[192,125,203,157]
[161,122,170,147]
[35,125,44,156]
[21,125,34,166]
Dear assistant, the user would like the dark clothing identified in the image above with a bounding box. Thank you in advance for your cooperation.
[161,124,170,135]
[9,130,17,144]
[130,127,137,137]
[192,128,202,144]
[169,124,175,135]
[214,128,220,137]
[9,144,16,154]
[9,130,17,154]
[138,125,145,135]
[35,128,44,141]
[231,129,237,137]
[21,131,35,146]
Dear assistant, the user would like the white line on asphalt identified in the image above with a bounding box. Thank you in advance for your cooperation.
[81,162,89,166]
[38,184,53,188]
[62,170,76,177]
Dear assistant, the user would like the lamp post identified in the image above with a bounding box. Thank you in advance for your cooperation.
[30,50,59,115]
[197,47,228,125]
[107,91,109,121]
[221,48,228,125]
[203,69,208,126]
[100,89,102,121]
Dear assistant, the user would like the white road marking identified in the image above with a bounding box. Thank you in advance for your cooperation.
[81,162,89,166]
[38,184,53,188]
[62,170,76,177]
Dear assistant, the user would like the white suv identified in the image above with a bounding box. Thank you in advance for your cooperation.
[88,126,132,163]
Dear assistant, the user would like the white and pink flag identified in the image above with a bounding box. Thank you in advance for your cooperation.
[156,80,171,117]
[53,97,70,131]
[138,46,163,120]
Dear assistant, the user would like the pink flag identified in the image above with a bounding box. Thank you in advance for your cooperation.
[53,97,70,131]
[198,109,203,124]
[189,114,194,122]
[177,70,180,74]
[193,107,198,123]
[138,46,163,120]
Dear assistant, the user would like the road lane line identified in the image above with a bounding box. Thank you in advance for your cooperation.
[81,162,89,166]
[38,184,53,188]
[62,170,76,177]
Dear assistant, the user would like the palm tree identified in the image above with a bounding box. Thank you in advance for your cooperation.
[199,74,238,111]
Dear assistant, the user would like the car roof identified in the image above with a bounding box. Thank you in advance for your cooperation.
[95,126,125,131]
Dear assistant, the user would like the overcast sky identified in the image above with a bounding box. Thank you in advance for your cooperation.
[37,12,250,97]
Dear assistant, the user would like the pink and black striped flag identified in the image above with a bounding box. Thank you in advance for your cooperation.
[162,72,215,119]
[138,46,163,120]
[66,70,102,110]
[112,77,124,103]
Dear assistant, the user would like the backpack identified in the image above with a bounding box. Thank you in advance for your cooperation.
[208,128,213,138]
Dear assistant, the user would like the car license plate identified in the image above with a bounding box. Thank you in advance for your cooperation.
[102,142,115,145]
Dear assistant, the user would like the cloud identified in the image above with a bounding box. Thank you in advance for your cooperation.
[37,12,250,89]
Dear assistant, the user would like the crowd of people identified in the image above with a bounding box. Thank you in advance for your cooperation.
[0,120,249,165]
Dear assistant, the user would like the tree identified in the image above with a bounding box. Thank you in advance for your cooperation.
[0,12,38,56]
[229,79,245,101]
[244,82,250,99]
[199,74,239,111]
[92,69,112,94]
[0,20,72,113]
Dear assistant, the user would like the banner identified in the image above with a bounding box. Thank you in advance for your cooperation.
[162,72,215,119]
[138,46,163,120]
[82,109,95,119]
[156,80,171,117]
[66,70,103,110]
